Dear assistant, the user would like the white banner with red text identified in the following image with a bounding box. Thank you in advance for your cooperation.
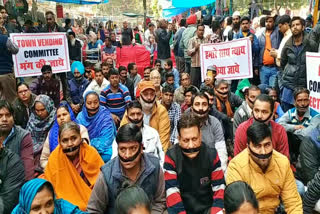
[306,52,320,112]
[200,37,253,82]
[10,33,70,77]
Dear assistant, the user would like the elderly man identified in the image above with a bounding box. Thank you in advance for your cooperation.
[174,72,191,105]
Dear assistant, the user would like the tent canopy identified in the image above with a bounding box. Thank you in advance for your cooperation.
[172,0,215,8]
[43,0,108,4]
[162,6,189,18]
[122,13,154,18]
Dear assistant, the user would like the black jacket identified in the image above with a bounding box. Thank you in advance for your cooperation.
[13,93,37,129]
[68,39,82,62]
[0,148,25,214]
[40,23,65,33]
[303,171,320,214]
[156,28,172,59]
[309,23,320,47]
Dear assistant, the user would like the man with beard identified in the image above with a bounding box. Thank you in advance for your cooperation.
[84,69,109,96]
[234,94,289,159]
[188,92,227,171]
[30,65,60,107]
[280,16,318,112]
[87,123,166,213]
[278,87,319,162]
[101,61,110,80]
[181,85,198,113]
[226,11,241,41]
[119,66,135,99]
[164,113,225,214]
[66,61,89,114]
[111,100,164,165]
[258,15,281,87]
[68,31,82,63]
[233,85,261,134]
[227,122,302,213]
[120,81,170,152]
[0,100,34,181]
[100,68,132,126]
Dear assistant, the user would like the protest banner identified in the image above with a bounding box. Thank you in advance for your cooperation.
[306,52,320,112]
[200,38,253,82]
[10,33,70,77]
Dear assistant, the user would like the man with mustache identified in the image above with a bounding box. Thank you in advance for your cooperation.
[120,81,170,152]
[30,64,60,107]
[227,122,302,214]
[87,123,166,213]
[164,113,225,214]
[278,87,319,162]
[234,94,289,159]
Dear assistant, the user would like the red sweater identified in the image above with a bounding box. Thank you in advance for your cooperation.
[234,117,289,159]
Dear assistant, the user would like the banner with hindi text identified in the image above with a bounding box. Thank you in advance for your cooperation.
[306,52,320,112]
[10,33,70,77]
[200,38,253,82]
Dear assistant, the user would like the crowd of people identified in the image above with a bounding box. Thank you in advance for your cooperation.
[1,4,320,214]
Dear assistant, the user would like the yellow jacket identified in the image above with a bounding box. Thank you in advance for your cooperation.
[226,149,302,214]
[120,101,171,152]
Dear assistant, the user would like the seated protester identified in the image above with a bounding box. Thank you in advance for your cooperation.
[77,91,116,162]
[112,101,164,165]
[200,85,215,106]
[164,113,225,214]
[0,144,25,214]
[234,94,289,159]
[87,123,166,213]
[187,92,227,171]
[181,85,198,113]
[233,85,261,135]
[40,101,90,169]
[161,85,181,145]
[119,66,135,100]
[227,122,302,213]
[83,69,110,96]
[212,79,243,142]
[150,69,162,100]
[12,178,86,214]
[128,62,142,89]
[162,72,175,89]
[45,121,104,211]
[163,59,180,89]
[121,81,171,152]
[101,61,111,80]
[100,68,132,126]
[224,181,259,214]
[266,87,284,121]
[297,114,320,141]
[174,72,191,105]
[303,170,320,214]
[83,61,95,82]
[278,87,318,163]
[30,64,60,107]
[296,124,320,185]
[27,95,56,169]
[86,31,102,61]
[66,61,90,115]
[234,78,251,100]
[13,82,36,129]
[0,100,34,180]
[106,57,115,69]
[199,66,216,90]
[142,67,151,81]
[115,182,152,214]
[102,37,116,58]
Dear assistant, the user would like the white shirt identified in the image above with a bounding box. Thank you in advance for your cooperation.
[276,29,292,67]
[204,25,213,38]
[83,78,110,96]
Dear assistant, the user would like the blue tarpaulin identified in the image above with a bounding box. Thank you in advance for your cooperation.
[172,0,215,8]
[162,6,189,18]
[43,0,108,4]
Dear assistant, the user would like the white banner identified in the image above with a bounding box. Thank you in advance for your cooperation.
[306,52,320,112]
[200,38,253,81]
[10,33,70,77]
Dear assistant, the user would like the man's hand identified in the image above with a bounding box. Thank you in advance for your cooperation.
[270,48,277,58]
[294,125,305,130]
[0,26,7,35]
[71,104,80,113]
[249,35,254,43]
[254,68,259,76]
[195,43,200,50]
[111,114,120,125]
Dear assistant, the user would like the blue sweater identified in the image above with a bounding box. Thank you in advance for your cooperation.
[0,35,13,75]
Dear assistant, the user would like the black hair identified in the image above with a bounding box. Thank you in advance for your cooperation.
[0,5,6,12]
[118,66,127,72]
[0,100,14,117]
[144,67,151,71]
[109,68,119,76]
[197,23,205,29]
[154,59,161,65]
[116,123,142,144]
[148,22,155,27]
[58,121,80,139]
[247,122,272,146]
[16,82,29,91]
[127,100,142,111]
[177,113,201,136]
[211,20,221,33]
[57,101,71,113]
[37,182,55,199]
[200,86,215,97]
[180,19,186,27]
[265,16,275,22]
[290,16,305,27]
[165,72,174,80]
[83,61,91,68]
[162,85,174,94]
[224,181,259,214]
[65,18,71,25]
[278,15,291,25]
[105,37,112,42]
[191,91,209,106]
[115,181,151,214]
[226,16,233,25]
[25,20,34,26]
[254,94,275,112]
[184,85,198,96]
[165,59,173,69]
[240,16,250,23]
[248,85,261,94]
[260,17,266,27]
[41,65,52,73]
[45,11,55,16]
[293,87,310,100]
[68,31,76,38]
[127,62,136,73]
[94,69,103,75]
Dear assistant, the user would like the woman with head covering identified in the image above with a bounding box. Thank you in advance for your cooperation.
[12,178,86,214]
[44,121,104,211]
[66,61,90,115]
[27,94,56,169]
[77,91,116,162]
[40,101,90,169]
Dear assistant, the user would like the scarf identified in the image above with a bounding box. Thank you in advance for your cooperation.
[76,91,116,162]
[27,95,56,153]
[48,102,78,153]
[216,97,234,118]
